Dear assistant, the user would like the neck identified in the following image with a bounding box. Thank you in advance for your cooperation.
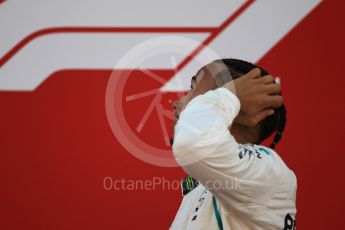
[230,123,259,144]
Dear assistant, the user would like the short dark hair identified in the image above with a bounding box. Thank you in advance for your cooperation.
[214,59,286,149]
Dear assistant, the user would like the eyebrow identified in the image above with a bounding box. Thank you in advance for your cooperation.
[190,74,198,89]
[190,67,203,88]
[190,77,196,89]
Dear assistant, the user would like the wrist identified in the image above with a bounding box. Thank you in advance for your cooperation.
[222,81,236,96]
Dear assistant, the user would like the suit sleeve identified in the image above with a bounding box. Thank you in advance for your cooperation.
[172,87,282,218]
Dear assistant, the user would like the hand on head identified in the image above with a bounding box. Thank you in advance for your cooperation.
[173,62,283,129]
[223,68,283,127]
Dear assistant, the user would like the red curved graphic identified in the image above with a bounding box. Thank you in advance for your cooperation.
[0,0,254,72]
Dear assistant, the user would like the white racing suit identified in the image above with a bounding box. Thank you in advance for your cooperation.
[170,87,297,230]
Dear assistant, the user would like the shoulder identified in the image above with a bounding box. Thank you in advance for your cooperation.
[237,144,296,183]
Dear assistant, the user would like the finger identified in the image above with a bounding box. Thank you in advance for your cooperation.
[261,95,283,108]
[244,68,261,79]
[262,83,281,95]
[260,75,274,84]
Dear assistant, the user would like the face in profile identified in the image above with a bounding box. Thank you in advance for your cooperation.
[172,62,227,124]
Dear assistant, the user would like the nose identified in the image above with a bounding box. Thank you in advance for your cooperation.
[172,98,181,110]
[172,95,188,120]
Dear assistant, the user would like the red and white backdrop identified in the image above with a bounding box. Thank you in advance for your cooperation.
[1,0,344,229]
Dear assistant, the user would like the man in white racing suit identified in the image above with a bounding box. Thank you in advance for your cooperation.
[170,59,297,229]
